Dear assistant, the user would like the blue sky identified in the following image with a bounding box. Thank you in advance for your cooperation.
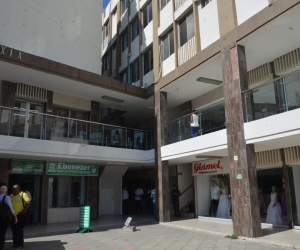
[103,0,110,9]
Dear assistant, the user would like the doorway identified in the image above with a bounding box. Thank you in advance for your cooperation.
[12,100,43,139]
[8,174,43,224]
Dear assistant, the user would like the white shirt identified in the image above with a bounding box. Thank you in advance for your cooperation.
[190,114,199,127]
[26,191,32,200]
[210,185,220,200]
[134,188,144,200]
[122,190,129,200]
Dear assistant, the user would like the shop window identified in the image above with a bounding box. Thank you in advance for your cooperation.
[160,0,170,10]
[48,176,85,208]
[201,0,212,8]
[121,31,128,52]
[131,17,139,41]
[131,59,139,83]
[50,107,88,142]
[161,29,174,61]
[121,0,128,14]
[143,2,153,28]
[178,10,194,47]
[143,46,153,75]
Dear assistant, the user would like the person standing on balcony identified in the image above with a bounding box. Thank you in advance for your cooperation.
[189,110,199,138]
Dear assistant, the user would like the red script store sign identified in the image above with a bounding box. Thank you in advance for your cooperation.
[193,160,224,175]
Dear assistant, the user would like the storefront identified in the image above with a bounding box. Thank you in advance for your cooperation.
[8,159,99,225]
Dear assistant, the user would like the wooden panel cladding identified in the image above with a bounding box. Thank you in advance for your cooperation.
[178,37,196,66]
[274,48,300,75]
[284,146,300,165]
[256,149,282,169]
[248,63,273,87]
[15,83,47,102]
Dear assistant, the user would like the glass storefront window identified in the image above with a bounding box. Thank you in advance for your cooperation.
[48,176,85,208]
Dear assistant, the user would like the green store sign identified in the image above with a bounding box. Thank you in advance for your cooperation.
[11,159,44,175]
[47,162,98,176]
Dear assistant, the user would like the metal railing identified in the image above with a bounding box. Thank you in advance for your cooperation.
[161,101,226,145]
[243,69,300,122]
[0,106,154,150]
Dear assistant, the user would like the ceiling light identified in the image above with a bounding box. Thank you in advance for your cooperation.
[102,95,124,103]
[195,155,224,159]
[196,77,223,85]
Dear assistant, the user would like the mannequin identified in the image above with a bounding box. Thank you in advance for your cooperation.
[266,186,282,225]
[216,181,230,219]
[209,179,220,217]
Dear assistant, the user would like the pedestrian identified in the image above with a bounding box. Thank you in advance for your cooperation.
[0,185,18,250]
[134,185,144,214]
[122,186,129,215]
[149,185,156,220]
[21,184,32,226]
[10,185,31,249]
[171,185,181,217]
[189,110,199,138]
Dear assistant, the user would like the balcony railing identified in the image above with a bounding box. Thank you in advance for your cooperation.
[243,70,300,122]
[178,37,196,66]
[174,0,190,11]
[161,101,226,145]
[0,106,154,150]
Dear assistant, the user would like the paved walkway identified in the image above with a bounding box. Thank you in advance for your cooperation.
[4,223,294,250]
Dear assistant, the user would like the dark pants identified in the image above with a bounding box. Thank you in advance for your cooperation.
[190,126,198,138]
[0,219,8,250]
[173,200,179,216]
[11,214,24,247]
[135,200,142,214]
[123,199,129,215]
[209,199,219,217]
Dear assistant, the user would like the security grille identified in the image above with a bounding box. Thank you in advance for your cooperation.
[248,63,273,87]
[256,149,282,168]
[15,83,47,102]
[284,146,300,165]
[274,47,300,75]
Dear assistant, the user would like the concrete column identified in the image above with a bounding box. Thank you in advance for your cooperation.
[40,173,49,225]
[154,89,170,222]
[217,0,237,37]
[193,2,201,53]
[115,1,122,80]
[280,149,294,229]
[1,81,17,107]
[221,44,262,238]
[0,158,10,186]
[87,176,99,220]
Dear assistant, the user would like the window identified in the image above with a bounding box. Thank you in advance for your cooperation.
[161,29,174,61]
[178,11,194,47]
[131,59,139,83]
[121,0,128,14]
[121,31,128,52]
[121,68,127,83]
[143,2,152,28]
[160,0,171,10]
[131,18,139,41]
[144,46,153,75]
[102,53,110,72]
[201,0,212,8]
[104,21,110,38]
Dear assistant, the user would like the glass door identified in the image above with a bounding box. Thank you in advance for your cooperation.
[11,101,27,137]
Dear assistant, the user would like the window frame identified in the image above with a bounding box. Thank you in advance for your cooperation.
[121,0,128,14]
[178,10,194,48]
[143,2,153,29]
[121,30,128,52]
[143,46,153,75]
[161,29,174,61]
[130,58,140,83]
[131,17,139,41]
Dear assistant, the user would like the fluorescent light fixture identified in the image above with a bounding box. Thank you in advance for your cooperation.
[196,77,223,85]
[102,95,124,103]
[195,155,224,159]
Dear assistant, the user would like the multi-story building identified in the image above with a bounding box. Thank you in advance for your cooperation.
[101,0,300,237]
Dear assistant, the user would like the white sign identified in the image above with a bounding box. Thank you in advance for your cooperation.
[192,158,229,176]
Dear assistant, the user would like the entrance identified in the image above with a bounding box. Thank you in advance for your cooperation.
[12,100,43,139]
[8,174,42,224]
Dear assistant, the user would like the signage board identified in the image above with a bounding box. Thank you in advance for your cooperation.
[79,205,91,229]
[192,157,229,176]
[236,174,242,180]
[46,162,98,176]
[10,159,44,175]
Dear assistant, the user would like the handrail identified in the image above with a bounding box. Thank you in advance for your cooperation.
[243,68,300,93]
[181,183,193,196]
[163,100,224,125]
[0,105,152,133]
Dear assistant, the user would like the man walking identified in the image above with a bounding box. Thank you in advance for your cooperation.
[171,185,181,217]
[0,185,18,250]
[149,185,156,220]
[10,185,31,249]
[134,185,144,214]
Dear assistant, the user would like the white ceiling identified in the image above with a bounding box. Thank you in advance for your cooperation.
[0,61,154,127]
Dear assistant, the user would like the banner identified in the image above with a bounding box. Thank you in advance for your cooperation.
[10,159,44,175]
[192,157,229,176]
[47,162,98,176]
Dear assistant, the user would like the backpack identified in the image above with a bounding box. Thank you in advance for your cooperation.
[0,195,12,221]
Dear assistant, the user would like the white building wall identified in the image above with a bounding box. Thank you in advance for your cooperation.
[0,0,102,74]
[131,37,140,62]
[112,11,118,38]
[235,0,269,25]
[120,10,129,33]
[199,0,220,49]
[141,21,153,52]
[143,70,154,88]
[163,54,176,76]
[129,0,139,22]
[158,2,173,36]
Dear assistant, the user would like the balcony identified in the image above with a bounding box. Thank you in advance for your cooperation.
[161,101,225,145]
[0,106,154,151]
[178,37,196,66]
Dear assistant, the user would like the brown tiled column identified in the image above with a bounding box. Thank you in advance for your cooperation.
[280,149,294,229]
[1,81,17,107]
[40,172,49,225]
[154,89,170,222]
[221,44,261,238]
[0,158,10,185]
[45,91,53,140]
[152,0,160,81]
[87,176,99,220]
